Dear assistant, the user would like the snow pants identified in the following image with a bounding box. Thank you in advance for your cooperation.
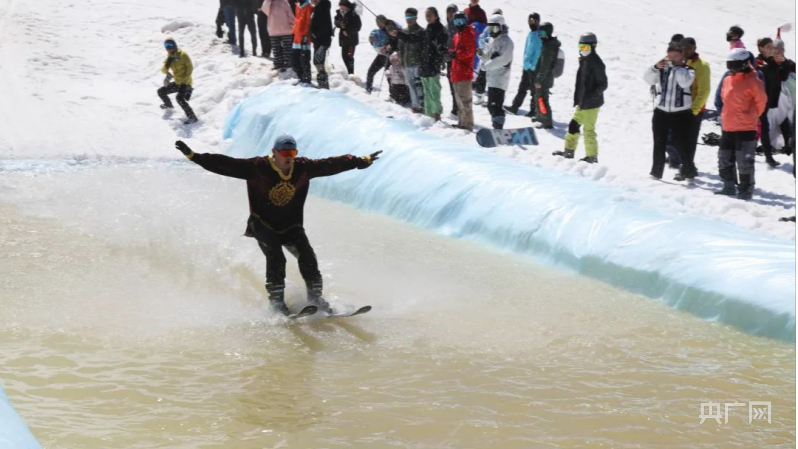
[403,66,423,109]
[158,83,196,120]
[487,87,506,129]
[341,45,356,75]
[650,109,694,179]
[257,11,271,57]
[366,54,389,92]
[313,43,329,89]
[421,75,442,117]
[565,106,600,157]
[292,47,312,84]
[453,81,474,130]
[719,130,757,188]
[511,69,537,111]
[236,9,257,55]
[269,35,293,70]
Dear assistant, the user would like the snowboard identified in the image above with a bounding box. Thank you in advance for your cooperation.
[288,305,318,320]
[476,127,539,148]
[325,305,372,319]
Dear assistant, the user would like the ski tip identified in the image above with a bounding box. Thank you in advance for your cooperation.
[288,305,318,320]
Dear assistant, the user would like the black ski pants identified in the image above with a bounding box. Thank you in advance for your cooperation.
[366,54,389,91]
[257,11,271,57]
[236,10,257,55]
[250,221,322,293]
[651,109,693,179]
[158,83,196,119]
[511,69,537,111]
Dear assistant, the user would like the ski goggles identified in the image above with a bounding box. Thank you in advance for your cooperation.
[277,149,298,158]
[539,30,549,38]
[578,43,591,51]
[453,17,467,27]
[164,41,177,49]
[488,24,501,33]
[405,15,417,20]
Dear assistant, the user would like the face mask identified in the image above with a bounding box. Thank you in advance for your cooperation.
[726,33,734,42]
[579,49,592,57]
[489,25,501,36]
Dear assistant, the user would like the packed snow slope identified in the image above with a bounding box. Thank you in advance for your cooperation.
[0,385,40,449]
[224,84,796,341]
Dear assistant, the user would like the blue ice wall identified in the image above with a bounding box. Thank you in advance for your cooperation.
[0,384,40,449]
[223,84,796,341]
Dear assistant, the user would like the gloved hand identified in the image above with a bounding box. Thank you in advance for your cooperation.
[359,150,383,168]
[163,73,173,86]
[175,140,193,156]
[216,27,224,38]
[476,48,484,57]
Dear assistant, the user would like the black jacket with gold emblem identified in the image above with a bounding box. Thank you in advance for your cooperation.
[191,153,372,234]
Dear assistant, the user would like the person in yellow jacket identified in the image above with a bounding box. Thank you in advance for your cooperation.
[680,37,710,179]
[158,38,198,125]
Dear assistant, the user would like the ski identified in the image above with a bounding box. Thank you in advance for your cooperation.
[288,305,318,320]
[325,305,372,319]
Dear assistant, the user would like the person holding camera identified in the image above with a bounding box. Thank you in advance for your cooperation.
[644,42,696,180]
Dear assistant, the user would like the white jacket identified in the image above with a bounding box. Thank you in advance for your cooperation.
[262,0,295,36]
[481,31,514,91]
[644,64,695,113]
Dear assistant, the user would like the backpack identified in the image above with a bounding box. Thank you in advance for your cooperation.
[370,29,389,51]
[553,48,565,78]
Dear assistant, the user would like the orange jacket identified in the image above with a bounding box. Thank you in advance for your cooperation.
[719,70,767,132]
[292,2,312,49]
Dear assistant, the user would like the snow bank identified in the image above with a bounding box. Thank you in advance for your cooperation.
[222,84,795,341]
[0,384,40,449]
[160,21,194,33]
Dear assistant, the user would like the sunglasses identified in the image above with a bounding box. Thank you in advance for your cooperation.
[278,149,298,158]
[578,43,591,51]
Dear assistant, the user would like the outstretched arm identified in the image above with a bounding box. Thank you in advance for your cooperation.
[306,151,383,178]
[175,140,255,180]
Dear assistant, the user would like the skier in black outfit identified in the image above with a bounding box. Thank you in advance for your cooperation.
[755,37,790,167]
[172,137,382,316]
[334,0,362,75]
[366,15,400,94]
[234,0,258,57]
[310,0,334,89]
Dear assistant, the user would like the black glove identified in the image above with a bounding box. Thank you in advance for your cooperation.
[175,140,192,156]
[369,150,383,161]
[216,27,224,38]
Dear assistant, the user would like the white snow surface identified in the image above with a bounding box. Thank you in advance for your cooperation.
[0,0,795,239]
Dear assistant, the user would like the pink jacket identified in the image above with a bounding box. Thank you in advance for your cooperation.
[730,40,746,50]
[262,0,295,36]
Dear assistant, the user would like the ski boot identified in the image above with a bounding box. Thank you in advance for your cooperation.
[580,156,598,164]
[183,116,199,125]
[552,149,575,159]
[737,185,753,200]
[267,283,290,316]
[307,279,334,314]
[473,94,485,105]
[714,182,737,196]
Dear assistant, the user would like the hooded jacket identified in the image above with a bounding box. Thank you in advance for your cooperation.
[644,64,695,113]
[162,49,193,86]
[718,69,768,131]
[523,30,542,71]
[334,7,361,47]
[756,54,792,109]
[310,0,333,47]
[481,29,514,91]
[573,50,607,110]
[262,0,295,36]
[535,36,561,88]
[450,25,476,83]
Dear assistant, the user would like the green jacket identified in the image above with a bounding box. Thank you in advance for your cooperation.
[535,37,561,89]
[398,23,424,68]
[687,54,711,115]
[162,49,193,86]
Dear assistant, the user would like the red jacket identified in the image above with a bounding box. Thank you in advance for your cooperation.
[464,5,487,24]
[292,2,312,49]
[450,26,476,83]
[720,70,767,132]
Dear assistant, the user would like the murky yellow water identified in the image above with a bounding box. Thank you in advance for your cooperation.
[0,164,794,448]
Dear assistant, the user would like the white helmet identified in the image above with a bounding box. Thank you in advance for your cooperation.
[727,48,750,61]
[488,14,505,27]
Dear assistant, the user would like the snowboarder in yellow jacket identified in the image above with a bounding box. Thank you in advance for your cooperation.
[158,38,198,125]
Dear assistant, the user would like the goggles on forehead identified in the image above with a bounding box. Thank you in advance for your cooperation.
[578,43,592,51]
[453,17,467,27]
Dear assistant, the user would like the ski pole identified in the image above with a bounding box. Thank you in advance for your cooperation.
[355,0,379,18]
[376,66,386,98]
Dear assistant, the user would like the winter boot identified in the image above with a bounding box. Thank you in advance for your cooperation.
[504,105,519,115]
[580,156,598,164]
[160,104,174,110]
[766,156,781,167]
[473,94,485,105]
[737,175,754,200]
[714,181,737,196]
[552,149,575,159]
[432,113,441,122]
[183,116,199,125]
[307,279,334,314]
[527,112,538,119]
[266,283,290,316]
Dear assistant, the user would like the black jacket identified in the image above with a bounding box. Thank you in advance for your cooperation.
[574,51,608,110]
[756,55,792,109]
[535,37,561,88]
[310,0,333,47]
[334,8,362,47]
[397,22,448,78]
[232,0,256,14]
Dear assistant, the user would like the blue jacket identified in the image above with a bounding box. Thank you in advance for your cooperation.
[523,30,542,71]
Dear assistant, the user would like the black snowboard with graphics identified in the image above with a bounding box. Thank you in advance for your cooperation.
[476,127,539,148]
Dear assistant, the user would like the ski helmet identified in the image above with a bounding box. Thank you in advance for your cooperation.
[164,38,177,50]
[726,48,750,73]
[487,14,505,27]
[453,11,467,28]
[579,32,597,45]
[539,22,553,38]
